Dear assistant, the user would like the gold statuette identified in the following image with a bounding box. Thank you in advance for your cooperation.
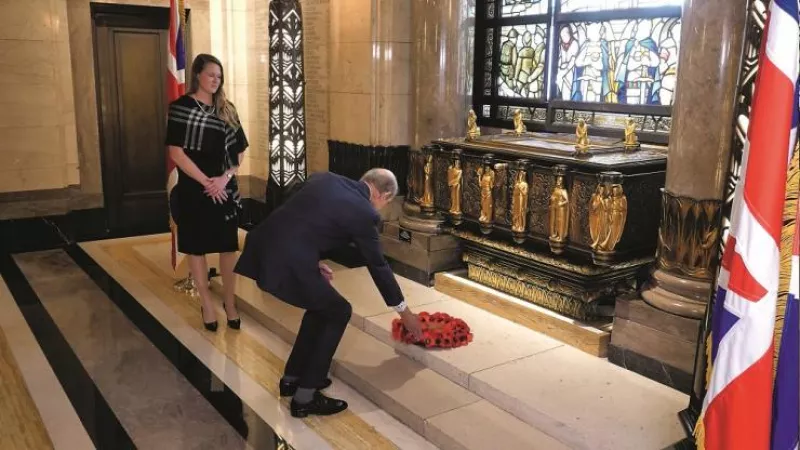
[575,118,590,154]
[511,169,529,235]
[624,118,639,150]
[589,173,627,264]
[420,153,434,208]
[447,153,463,219]
[467,109,481,140]
[477,164,495,227]
[513,109,527,135]
[589,184,609,251]
[548,165,570,254]
[601,184,627,251]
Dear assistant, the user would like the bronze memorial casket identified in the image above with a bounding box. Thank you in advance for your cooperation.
[406,131,667,321]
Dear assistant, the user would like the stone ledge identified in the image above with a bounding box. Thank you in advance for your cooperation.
[434,271,610,357]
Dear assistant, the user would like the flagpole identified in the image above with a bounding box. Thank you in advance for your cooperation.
[679,285,713,437]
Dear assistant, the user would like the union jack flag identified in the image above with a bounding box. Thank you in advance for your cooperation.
[167,0,186,270]
[695,1,799,449]
[771,203,799,450]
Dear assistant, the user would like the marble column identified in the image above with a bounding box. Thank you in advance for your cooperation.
[411,0,470,150]
[403,0,471,233]
[377,0,469,283]
[640,0,749,319]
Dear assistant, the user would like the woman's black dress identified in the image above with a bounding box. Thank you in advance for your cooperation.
[165,95,248,255]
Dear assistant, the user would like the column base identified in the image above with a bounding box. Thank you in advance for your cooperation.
[641,269,711,319]
[399,202,445,234]
[608,294,699,394]
[380,221,462,286]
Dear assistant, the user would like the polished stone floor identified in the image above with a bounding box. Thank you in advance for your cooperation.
[0,220,436,450]
[0,217,693,449]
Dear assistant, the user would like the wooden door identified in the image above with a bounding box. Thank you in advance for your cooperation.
[93,5,189,233]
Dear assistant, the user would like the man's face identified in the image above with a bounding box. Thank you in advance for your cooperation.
[371,192,393,210]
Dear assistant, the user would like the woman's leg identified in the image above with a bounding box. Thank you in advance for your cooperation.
[219,252,239,319]
[188,254,216,323]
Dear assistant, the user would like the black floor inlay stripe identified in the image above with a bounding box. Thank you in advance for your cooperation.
[0,253,136,450]
[65,245,286,449]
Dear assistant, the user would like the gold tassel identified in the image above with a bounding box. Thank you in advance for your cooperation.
[694,413,707,450]
[693,330,713,448]
[774,148,799,373]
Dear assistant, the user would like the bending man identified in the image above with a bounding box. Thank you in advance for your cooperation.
[234,169,423,417]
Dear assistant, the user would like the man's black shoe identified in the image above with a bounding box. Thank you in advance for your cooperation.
[279,377,333,397]
[290,391,348,418]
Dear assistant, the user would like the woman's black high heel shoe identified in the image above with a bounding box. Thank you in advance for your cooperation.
[201,307,218,332]
[225,305,241,330]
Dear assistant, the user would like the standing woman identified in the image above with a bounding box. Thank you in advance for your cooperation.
[166,54,248,331]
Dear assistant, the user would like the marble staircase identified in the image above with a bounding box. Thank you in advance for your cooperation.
[213,261,688,450]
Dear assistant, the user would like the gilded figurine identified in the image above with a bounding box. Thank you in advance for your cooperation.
[421,153,434,208]
[447,157,463,215]
[548,171,570,249]
[599,184,627,251]
[477,165,495,224]
[589,183,609,250]
[575,118,589,153]
[513,109,527,135]
[511,170,529,233]
[467,109,481,140]
[624,118,638,149]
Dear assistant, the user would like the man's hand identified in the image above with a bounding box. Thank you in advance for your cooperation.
[319,262,334,282]
[399,308,423,342]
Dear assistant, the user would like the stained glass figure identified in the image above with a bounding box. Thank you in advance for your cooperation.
[559,0,681,13]
[554,18,680,105]
[268,0,307,207]
[502,0,547,17]
[497,24,548,99]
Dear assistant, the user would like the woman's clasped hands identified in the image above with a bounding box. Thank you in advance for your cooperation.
[203,175,229,204]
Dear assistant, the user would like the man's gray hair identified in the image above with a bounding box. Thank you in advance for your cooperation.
[360,168,398,198]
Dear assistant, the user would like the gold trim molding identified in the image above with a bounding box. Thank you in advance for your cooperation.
[656,190,722,280]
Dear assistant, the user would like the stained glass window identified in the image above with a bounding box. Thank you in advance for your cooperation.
[472,0,680,141]
[502,0,548,17]
[554,18,680,105]
[559,0,682,13]
[484,29,494,95]
[497,24,548,99]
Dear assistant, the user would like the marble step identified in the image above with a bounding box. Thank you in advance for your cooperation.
[217,275,570,450]
[329,267,687,450]
[216,263,688,450]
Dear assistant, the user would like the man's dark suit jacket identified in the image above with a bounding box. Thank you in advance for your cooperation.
[234,172,404,310]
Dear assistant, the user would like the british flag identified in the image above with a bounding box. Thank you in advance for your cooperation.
[771,202,799,450]
[166,0,186,270]
[695,0,799,449]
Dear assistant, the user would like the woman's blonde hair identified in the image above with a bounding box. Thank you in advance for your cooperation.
[188,53,238,128]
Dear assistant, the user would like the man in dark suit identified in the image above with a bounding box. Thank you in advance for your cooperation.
[234,168,423,417]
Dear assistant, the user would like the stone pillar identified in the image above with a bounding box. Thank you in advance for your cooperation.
[410,0,470,150]
[609,0,749,394]
[640,0,749,319]
[403,0,470,234]
[377,0,470,284]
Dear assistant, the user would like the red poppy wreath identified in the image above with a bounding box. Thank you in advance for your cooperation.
[391,312,474,349]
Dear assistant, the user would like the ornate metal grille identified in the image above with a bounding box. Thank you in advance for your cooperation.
[268,0,307,198]
[719,0,768,255]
